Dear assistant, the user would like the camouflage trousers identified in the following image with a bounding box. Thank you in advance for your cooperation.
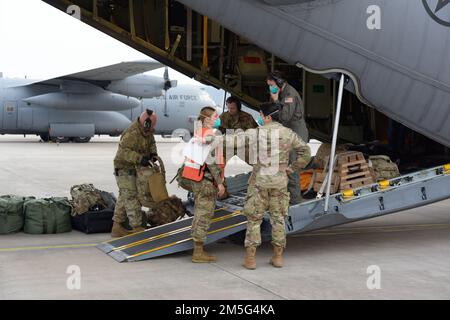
[113,168,155,228]
[191,178,217,242]
[288,149,303,205]
[243,181,290,248]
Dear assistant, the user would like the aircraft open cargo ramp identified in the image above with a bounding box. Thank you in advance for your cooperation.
[98,165,450,262]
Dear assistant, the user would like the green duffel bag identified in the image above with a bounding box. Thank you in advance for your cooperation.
[0,195,35,234]
[24,197,73,234]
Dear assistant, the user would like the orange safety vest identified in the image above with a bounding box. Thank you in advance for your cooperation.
[182,127,225,182]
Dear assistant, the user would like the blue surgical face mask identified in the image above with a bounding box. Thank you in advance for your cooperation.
[269,85,279,94]
[213,118,221,129]
[257,116,264,126]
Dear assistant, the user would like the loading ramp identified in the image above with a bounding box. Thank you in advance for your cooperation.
[98,164,450,262]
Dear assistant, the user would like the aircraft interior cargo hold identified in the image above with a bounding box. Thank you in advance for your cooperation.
[43,0,450,173]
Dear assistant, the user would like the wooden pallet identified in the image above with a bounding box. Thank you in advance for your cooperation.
[337,152,374,191]
[312,152,374,194]
[313,170,340,194]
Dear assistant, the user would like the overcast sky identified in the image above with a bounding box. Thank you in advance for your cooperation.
[0,0,197,83]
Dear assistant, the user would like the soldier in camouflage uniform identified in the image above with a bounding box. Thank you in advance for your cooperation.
[219,96,258,165]
[267,71,309,205]
[242,102,311,269]
[219,96,258,133]
[111,109,159,237]
[179,106,226,263]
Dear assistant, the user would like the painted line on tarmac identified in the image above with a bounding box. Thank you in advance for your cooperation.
[292,223,450,237]
[3,224,449,252]
[0,243,98,252]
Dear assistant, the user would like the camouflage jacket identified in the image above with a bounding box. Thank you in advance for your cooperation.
[219,110,258,133]
[247,121,311,188]
[275,83,309,142]
[198,133,224,185]
[113,119,158,170]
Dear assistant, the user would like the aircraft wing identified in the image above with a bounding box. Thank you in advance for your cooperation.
[62,60,164,81]
[9,60,164,88]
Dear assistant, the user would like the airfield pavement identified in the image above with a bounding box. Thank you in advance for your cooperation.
[1,135,450,300]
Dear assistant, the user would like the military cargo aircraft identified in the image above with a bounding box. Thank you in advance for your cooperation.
[0,59,220,142]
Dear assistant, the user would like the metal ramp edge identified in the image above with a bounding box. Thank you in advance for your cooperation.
[97,204,246,262]
[285,165,450,235]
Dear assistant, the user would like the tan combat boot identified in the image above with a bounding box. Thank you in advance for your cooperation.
[243,246,256,270]
[130,226,146,234]
[192,241,217,263]
[111,222,132,238]
[270,245,284,268]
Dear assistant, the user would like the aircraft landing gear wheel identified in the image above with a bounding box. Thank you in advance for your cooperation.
[72,137,91,143]
[51,136,70,143]
[40,134,50,142]
[172,129,191,142]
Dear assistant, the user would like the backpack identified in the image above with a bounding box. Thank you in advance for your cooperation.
[369,155,400,181]
[70,184,109,215]
[313,143,349,169]
[147,196,186,227]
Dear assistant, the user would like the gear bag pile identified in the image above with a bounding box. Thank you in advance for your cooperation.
[70,183,115,215]
[369,155,401,181]
[23,197,72,234]
[147,196,186,227]
[0,195,35,234]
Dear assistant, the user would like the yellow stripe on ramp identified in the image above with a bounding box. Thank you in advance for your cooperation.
[127,221,247,260]
[113,210,242,251]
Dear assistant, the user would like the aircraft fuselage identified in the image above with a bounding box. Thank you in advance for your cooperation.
[0,78,216,140]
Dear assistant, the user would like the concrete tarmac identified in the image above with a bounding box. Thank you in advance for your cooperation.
[1,135,450,300]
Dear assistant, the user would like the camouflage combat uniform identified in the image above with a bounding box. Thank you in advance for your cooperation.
[243,121,311,248]
[113,119,157,228]
[219,110,258,163]
[219,110,258,133]
[275,83,309,204]
[190,141,224,243]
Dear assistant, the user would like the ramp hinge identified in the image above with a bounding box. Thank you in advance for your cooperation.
[421,187,427,200]
[379,197,385,211]
[287,216,294,232]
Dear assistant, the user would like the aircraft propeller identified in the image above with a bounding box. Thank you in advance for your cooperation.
[163,66,172,117]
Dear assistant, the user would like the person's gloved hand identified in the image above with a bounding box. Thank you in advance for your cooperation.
[140,155,152,166]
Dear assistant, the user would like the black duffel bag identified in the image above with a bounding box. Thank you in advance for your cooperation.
[71,207,114,234]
